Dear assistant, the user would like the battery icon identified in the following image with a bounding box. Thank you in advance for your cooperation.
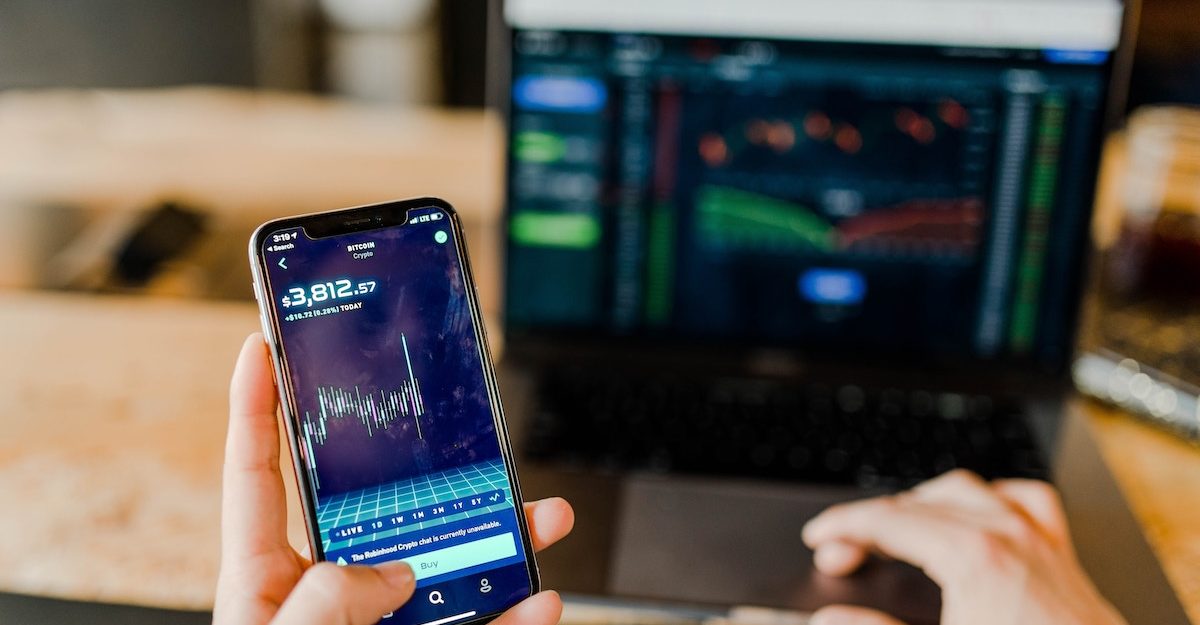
[431,212,444,221]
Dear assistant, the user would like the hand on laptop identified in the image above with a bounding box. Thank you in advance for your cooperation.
[214,334,576,625]
[801,469,1127,625]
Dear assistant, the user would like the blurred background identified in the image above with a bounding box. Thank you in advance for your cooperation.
[2,0,1200,304]
[1,1,1199,624]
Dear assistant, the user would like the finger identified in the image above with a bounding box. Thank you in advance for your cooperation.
[910,469,1009,516]
[992,479,1071,545]
[524,498,574,552]
[811,605,910,625]
[906,470,1045,542]
[802,496,978,584]
[270,561,415,625]
[811,540,869,577]
[222,333,289,559]
[488,591,563,625]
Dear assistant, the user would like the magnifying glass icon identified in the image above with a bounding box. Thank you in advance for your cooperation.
[428,591,445,605]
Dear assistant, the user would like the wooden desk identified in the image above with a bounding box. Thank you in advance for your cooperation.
[1085,403,1200,622]
[0,292,263,610]
[0,88,504,297]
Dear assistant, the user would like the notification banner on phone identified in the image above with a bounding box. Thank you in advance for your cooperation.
[325,510,525,586]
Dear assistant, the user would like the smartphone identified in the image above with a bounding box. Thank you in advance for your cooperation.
[248,197,538,625]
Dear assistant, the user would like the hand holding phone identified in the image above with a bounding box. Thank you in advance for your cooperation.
[217,198,572,625]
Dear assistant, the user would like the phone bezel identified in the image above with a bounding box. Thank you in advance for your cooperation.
[248,196,542,624]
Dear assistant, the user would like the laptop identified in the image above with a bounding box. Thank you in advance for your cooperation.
[490,1,1190,623]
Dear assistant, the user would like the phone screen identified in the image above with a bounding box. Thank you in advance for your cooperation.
[256,203,534,625]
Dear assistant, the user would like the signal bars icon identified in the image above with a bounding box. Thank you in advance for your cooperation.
[408,212,444,225]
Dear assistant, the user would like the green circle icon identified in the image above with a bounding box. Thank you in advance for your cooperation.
[434,230,448,244]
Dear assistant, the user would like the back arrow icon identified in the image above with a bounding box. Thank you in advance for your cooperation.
[278,257,288,269]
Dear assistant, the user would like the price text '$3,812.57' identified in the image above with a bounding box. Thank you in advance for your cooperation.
[281,279,377,308]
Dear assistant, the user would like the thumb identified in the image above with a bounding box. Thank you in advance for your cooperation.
[811,605,910,625]
[271,561,416,625]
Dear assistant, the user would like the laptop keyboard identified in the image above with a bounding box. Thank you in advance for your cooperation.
[524,369,1049,488]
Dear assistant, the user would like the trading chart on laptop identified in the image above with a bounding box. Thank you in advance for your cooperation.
[504,1,1120,368]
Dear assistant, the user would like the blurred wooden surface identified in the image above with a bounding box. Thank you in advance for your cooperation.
[0,88,504,298]
[0,87,503,221]
[0,292,265,610]
[1085,402,1200,623]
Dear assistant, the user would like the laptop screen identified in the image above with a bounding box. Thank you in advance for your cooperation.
[501,0,1124,370]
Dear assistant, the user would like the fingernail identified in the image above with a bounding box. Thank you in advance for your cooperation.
[801,518,825,545]
[813,543,850,572]
[378,561,414,588]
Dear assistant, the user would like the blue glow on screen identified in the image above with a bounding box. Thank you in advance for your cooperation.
[799,269,867,306]
[1043,49,1110,65]
[513,75,607,113]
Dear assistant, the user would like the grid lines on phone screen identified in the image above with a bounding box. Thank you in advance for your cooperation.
[317,458,512,553]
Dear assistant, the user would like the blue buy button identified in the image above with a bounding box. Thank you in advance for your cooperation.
[402,533,518,580]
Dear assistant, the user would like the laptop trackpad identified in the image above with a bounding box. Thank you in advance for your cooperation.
[610,476,941,625]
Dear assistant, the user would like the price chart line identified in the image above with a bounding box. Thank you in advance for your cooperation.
[300,333,426,490]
